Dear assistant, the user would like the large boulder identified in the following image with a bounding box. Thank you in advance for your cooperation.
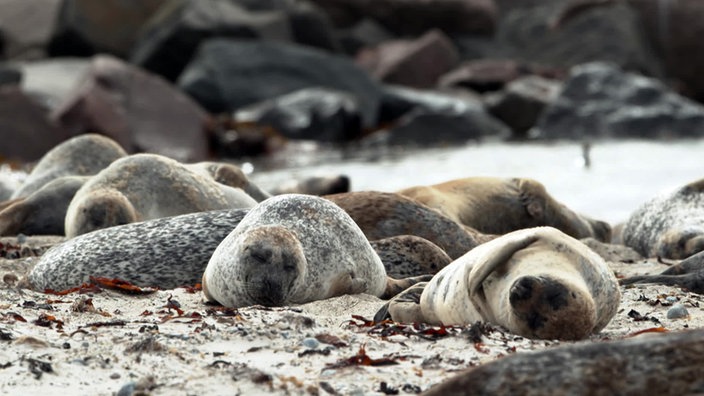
[356,29,460,89]
[534,62,704,139]
[178,39,383,128]
[0,0,62,60]
[234,87,362,142]
[52,55,211,162]
[496,2,664,78]
[47,0,167,58]
[0,86,70,162]
[308,0,497,36]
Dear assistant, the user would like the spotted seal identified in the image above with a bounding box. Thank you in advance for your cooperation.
[186,161,271,202]
[0,176,89,236]
[28,209,250,291]
[65,153,257,237]
[325,191,488,259]
[376,227,620,340]
[11,133,127,199]
[398,177,612,242]
[202,194,429,308]
[622,178,704,259]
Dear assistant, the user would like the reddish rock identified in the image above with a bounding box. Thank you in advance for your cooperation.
[309,0,497,36]
[356,30,460,89]
[52,55,210,162]
[0,86,69,162]
[0,0,62,60]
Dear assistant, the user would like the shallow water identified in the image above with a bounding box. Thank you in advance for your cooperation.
[250,139,704,225]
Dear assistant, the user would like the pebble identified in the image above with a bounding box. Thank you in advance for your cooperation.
[666,296,678,304]
[116,382,136,396]
[667,304,689,319]
[301,337,320,349]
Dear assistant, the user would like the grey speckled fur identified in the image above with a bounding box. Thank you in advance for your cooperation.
[622,179,704,259]
[203,194,387,307]
[29,209,249,291]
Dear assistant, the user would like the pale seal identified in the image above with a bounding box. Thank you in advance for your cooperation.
[202,194,428,308]
[65,153,257,237]
[424,328,704,396]
[28,209,250,291]
[398,177,612,242]
[0,176,89,236]
[186,161,271,202]
[325,191,488,259]
[377,227,620,340]
[11,133,127,199]
[622,178,704,259]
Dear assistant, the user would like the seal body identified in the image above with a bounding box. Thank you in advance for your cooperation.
[29,209,249,291]
[202,194,388,308]
[12,134,127,199]
[325,191,485,259]
[186,161,271,202]
[622,178,704,259]
[65,153,257,237]
[398,177,611,242]
[385,227,620,340]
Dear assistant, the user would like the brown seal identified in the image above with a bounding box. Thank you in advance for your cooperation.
[398,177,611,242]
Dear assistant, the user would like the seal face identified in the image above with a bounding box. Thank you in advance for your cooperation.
[12,134,127,199]
[28,208,249,292]
[65,153,258,237]
[398,177,612,242]
[203,194,388,308]
[381,227,620,341]
[622,178,704,259]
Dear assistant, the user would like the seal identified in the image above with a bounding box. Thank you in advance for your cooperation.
[11,133,127,199]
[376,227,620,340]
[398,177,612,242]
[0,176,89,236]
[268,174,350,196]
[186,161,271,202]
[369,235,453,278]
[325,191,488,259]
[620,249,704,293]
[64,153,258,237]
[202,194,429,308]
[622,178,704,259]
[423,327,704,396]
[28,209,250,291]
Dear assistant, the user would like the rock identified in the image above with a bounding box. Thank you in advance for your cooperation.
[178,39,382,128]
[439,59,560,93]
[131,0,292,81]
[423,329,704,395]
[484,75,562,137]
[47,0,166,57]
[52,55,210,162]
[336,18,393,56]
[234,87,362,142]
[667,304,689,320]
[0,0,62,60]
[378,84,484,124]
[534,62,704,139]
[17,58,91,111]
[0,86,69,162]
[496,2,664,78]
[356,29,460,89]
[308,0,497,36]
[0,65,21,86]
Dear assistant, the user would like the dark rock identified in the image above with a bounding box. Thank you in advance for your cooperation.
[178,39,382,127]
[131,0,292,81]
[337,18,393,56]
[484,75,561,137]
[308,0,497,36]
[378,84,484,124]
[47,0,166,58]
[534,62,704,139]
[17,58,91,110]
[496,2,664,78]
[235,87,362,142]
[424,328,704,396]
[52,55,210,162]
[0,65,22,86]
[356,29,460,89]
[439,59,535,93]
[0,0,62,60]
[0,86,70,162]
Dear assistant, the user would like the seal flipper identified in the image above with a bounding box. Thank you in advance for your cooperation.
[375,282,428,323]
[467,233,541,298]
[382,274,433,299]
[620,271,704,294]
